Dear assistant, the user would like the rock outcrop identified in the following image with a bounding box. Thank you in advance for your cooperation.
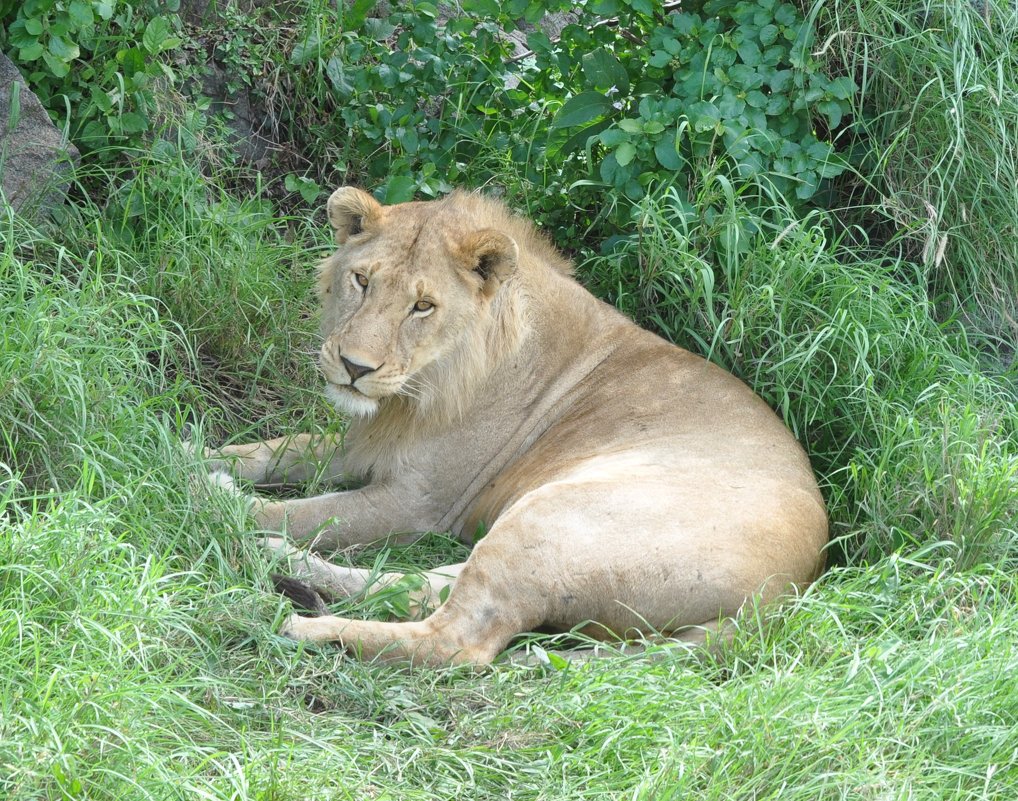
[1,52,80,217]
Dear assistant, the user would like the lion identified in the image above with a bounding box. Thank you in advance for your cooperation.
[206,187,828,666]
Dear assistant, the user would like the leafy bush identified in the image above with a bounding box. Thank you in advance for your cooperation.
[540,0,855,204]
[272,0,855,247]
[0,0,183,154]
[279,0,519,203]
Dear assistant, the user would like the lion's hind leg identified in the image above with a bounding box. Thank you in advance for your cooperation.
[280,602,516,667]
[264,537,465,620]
[279,555,536,666]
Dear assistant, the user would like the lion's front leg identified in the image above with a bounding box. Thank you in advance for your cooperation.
[207,433,347,486]
[252,483,436,551]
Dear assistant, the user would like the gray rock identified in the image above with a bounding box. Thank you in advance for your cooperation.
[179,0,303,24]
[1,52,80,217]
[199,62,277,165]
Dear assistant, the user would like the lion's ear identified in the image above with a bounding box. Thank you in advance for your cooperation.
[458,229,519,297]
[326,187,384,244]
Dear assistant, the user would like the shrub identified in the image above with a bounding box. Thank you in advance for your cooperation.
[265,0,856,248]
[0,0,183,155]
[538,0,854,205]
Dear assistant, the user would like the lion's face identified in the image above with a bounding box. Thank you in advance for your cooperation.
[316,188,518,417]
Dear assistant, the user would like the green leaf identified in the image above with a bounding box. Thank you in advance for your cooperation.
[618,118,642,134]
[738,41,761,67]
[599,129,629,147]
[729,64,764,89]
[290,33,321,66]
[648,50,672,69]
[765,95,789,115]
[117,47,146,75]
[769,69,793,93]
[654,135,683,170]
[672,12,698,36]
[759,24,779,46]
[687,100,720,133]
[42,51,70,77]
[775,3,798,26]
[614,141,636,166]
[143,16,172,56]
[364,17,396,38]
[521,0,545,23]
[795,169,818,200]
[599,151,622,185]
[119,111,148,133]
[48,35,79,61]
[383,175,416,204]
[719,91,746,118]
[89,83,113,113]
[556,118,612,157]
[68,0,94,27]
[19,42,45,61]
[50,12,71,38]
[24,17,45,35]
[462,0,499,15]
[817,154,848,178]
[95,0,114,19]
[581,48,629,94]
[7,20,36,49]
[806,139,832,160]
[551,91,614,130]
[818,100,843,128]
[325,57,353,94]
[828,76,857,101]
[285,174,322,204]
[344,0,377,27]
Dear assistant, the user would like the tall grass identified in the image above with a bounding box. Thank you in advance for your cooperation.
[56,130,331,442]
[817,0,1018,358]
[0,210,186,492]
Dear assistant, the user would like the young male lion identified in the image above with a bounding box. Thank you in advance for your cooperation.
[207,187,827,666]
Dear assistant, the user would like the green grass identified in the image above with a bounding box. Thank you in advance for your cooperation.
[2,0,1018,798]
[816,0,1018,356]
[4,157,1017,799]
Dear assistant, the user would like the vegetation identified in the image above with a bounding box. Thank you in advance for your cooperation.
[2,0,1016,798]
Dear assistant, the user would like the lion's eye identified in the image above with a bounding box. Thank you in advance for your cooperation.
[413,300,434,313]
[354,272,368,288]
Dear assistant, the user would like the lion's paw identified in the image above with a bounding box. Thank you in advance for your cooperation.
[280,613,315,642]
[207,470,239,494]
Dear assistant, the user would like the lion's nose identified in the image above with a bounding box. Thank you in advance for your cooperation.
[341,356,377,382]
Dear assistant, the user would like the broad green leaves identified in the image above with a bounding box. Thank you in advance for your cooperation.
[142,16,181,56]
[551,92,615,129]
[0,2,185,154]
[547,0,855,205]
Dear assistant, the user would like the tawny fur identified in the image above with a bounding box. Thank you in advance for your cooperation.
[207,188,828,667]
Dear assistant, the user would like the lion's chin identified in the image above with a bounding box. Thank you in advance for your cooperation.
[325,383,380,418]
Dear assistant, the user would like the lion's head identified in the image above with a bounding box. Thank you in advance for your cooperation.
[315,188,539,421]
